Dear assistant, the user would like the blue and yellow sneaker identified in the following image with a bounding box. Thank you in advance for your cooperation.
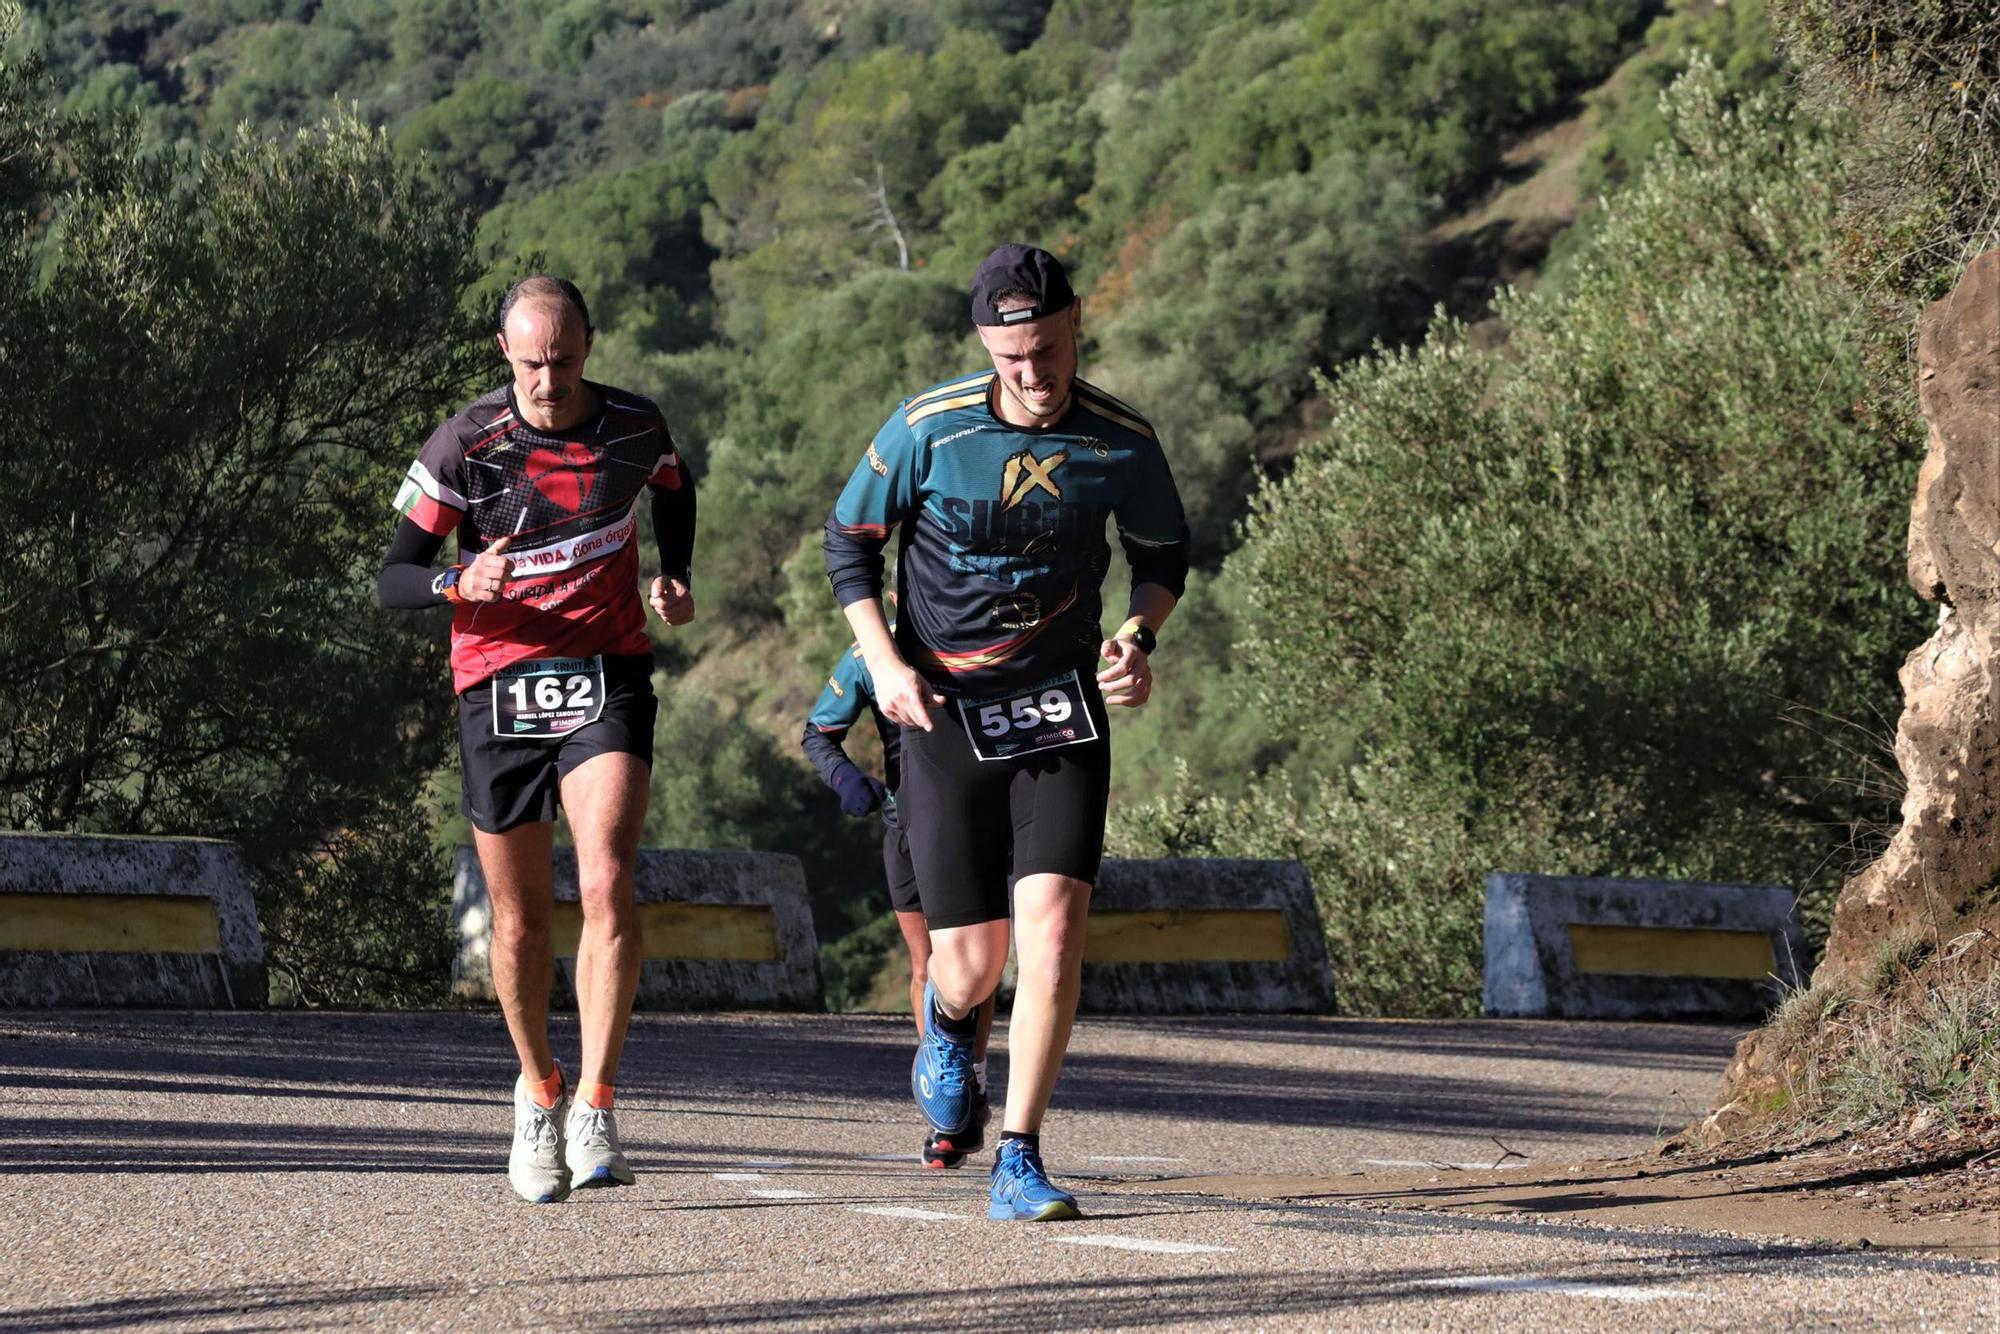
[988,1138,1081,1221]
[922,1080,990,1168]
[911,980,976,1135]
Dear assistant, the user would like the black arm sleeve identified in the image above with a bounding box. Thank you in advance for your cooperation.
[1121,531,1190,600]
[823,512,891,607]
[651,459,696,583]
[800,722,862,791]
[378,518,451,609]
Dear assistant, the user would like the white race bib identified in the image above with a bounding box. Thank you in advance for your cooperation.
[956,670,1098,762]
[491,656,606,738]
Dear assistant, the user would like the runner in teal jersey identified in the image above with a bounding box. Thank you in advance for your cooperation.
[823,245,1189,1220]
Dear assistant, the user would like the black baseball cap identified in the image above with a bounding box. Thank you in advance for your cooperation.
[969,244,1076,326]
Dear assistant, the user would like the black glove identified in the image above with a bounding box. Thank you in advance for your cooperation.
[832,764,890,817]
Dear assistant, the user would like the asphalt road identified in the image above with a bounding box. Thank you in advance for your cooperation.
[2,1010,1992,1330]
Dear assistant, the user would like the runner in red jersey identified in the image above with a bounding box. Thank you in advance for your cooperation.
[379,276,695,1203]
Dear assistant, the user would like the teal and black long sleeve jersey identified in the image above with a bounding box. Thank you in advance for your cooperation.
[822,371,1189,696]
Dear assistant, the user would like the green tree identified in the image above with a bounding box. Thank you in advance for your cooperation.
[1090,151,1428,556]
[395,74,552,209]
[1137,149,1429,401]
[707,30,1085,336]
[1282,0,1640,199]
[937,0,1052,51]
[478,157,718,353]
[1084,12,1314,253]
[201,20,381,134]
[697,267,973,620]
[1573,0,1784,200]
[1083,0,1641,264]
[929,98,1098,274]
[0,19,492,1002]
[383,0,483,68]
[536,0,616,71]
[1117,67,1922,1015]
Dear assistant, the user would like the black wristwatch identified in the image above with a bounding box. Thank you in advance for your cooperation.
[432,565,465,605]
[1121,623,1157,655]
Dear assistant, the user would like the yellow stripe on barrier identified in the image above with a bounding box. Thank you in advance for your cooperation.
[1086,909,1292,964]
[551,902,780,962]
[0,893,222,955]
[1567,924,1775,979]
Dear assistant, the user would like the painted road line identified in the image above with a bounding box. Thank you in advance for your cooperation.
[749,1188,820,1200]
[851,1206,973,1222]
[713,1172,764,1182]
[1058,1235,1234,1256]
[1417,1276,1696,1303]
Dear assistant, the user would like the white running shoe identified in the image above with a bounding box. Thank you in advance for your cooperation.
[564,1101,635,1188]
[509,1076,571,1204]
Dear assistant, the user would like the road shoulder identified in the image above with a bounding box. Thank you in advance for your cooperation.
[1126,1135,2000,1261]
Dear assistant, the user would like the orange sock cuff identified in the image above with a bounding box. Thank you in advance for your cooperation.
[579,1080,614,1110]
[527,1064,564,1110]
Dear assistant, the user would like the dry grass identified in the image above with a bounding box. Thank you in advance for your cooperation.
[1755,922,2000,1145]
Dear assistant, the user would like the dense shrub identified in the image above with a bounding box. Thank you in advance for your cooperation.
[1112,67,1923,1015]
[0,18,491,1002]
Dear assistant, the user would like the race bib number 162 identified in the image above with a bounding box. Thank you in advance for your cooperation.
[492,656,606,738]
[958,669,1098,762]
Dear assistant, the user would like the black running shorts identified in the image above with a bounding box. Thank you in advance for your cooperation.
[883,821,922,915]
[457,653,657,834]
[897,678,1111,929]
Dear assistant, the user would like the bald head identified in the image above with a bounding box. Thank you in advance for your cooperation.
[498,275,592,335]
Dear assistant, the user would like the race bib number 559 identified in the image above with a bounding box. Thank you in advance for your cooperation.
[957,670,1098,762]
[492,656,606,738]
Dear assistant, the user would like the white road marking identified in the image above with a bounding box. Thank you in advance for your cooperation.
[1360,1158,1515,1172]
[1082,1155,1187,1164]
[851,1206,972,1222]
[1058,1235,1234,1255]
[713,1172,763,1182]
[749,1188,821,1200]
[1417,1276,1695,1303]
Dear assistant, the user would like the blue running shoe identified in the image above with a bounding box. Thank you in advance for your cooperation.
[988,1139,1080,1221]
[911,980,976,1135]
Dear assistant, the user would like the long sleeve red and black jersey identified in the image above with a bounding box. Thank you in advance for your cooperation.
[384,381,694,693]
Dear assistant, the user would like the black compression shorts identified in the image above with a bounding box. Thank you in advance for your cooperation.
[897,679,1111,929]
[457,653,657,834]
[883,821,922,915]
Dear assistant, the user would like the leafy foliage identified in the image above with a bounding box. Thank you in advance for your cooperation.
[696,267,973,620]
[478,155,719,353]
[1770,0,2000,297]
[394,75,553,209]
[1114,67,1923,1015]
[0,13,492,1001]
[1573,0,1785,200]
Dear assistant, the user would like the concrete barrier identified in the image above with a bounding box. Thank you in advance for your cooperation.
[1483,872,1806,1021]
[0,833,266,1007]
[1079,858,1335,1014]
[453,847,822,1011]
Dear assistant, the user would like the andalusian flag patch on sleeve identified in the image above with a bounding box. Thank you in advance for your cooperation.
[393,460,465,535]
